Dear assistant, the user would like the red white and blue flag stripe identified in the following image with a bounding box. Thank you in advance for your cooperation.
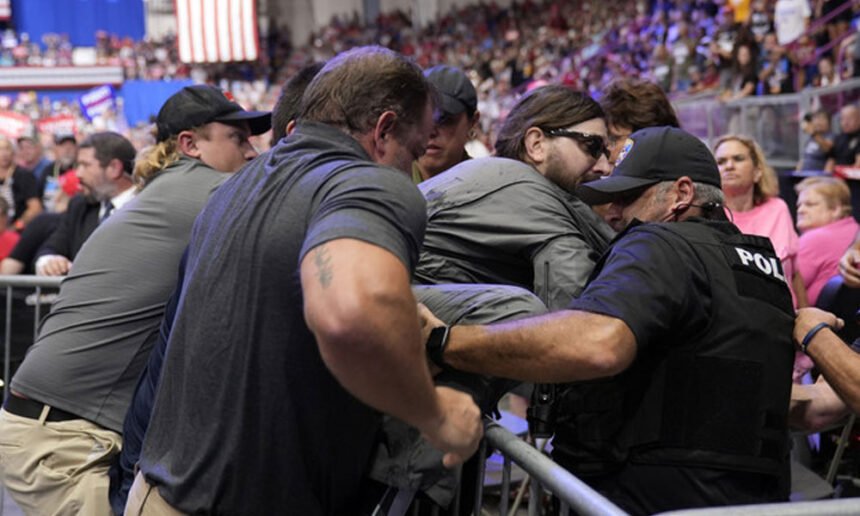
[175,0,260,63]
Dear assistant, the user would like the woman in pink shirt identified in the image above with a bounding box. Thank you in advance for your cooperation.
[795,176,860,306]
[715,134,807,307]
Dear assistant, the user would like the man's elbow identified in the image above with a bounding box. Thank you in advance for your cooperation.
[589,342,635,378]
[305,295,367,348]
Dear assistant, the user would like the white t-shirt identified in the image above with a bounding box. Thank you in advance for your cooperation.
[774,0,811,45]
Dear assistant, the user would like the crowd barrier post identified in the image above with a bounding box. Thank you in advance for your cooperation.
[0,275,63,404]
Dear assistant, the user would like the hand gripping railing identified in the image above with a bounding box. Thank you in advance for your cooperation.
[0,275,63,404]
[476,419,628,516]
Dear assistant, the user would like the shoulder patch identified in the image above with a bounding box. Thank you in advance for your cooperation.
[615,137,635,165]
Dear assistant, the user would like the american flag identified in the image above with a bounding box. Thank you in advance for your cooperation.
[0,0,10,22]
[175,0,260,63]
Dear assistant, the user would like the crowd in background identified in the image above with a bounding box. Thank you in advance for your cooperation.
[0,0,859,157]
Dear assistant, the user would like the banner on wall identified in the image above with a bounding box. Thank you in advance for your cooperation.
[36,114,76,137]
[0,110,31,139]
[78,85,116,122]
[176,0,259,63]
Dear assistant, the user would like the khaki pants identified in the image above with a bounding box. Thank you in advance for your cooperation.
[125,472,185,516]
[0,407,121,516]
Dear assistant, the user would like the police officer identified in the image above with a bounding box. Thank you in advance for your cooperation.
[423,126,795,514]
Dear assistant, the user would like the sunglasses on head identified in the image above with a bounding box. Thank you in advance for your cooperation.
[542,128,611,161]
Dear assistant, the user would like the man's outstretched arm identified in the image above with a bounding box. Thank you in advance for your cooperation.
[432,308,637,384]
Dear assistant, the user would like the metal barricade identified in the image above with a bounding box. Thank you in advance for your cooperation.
[0,275,62,403]
[474,420,628,516]
[477,418,860,516]
[672,78,860,170]
[657,499,860,515]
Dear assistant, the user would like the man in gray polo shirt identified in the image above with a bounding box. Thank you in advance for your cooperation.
[0,85,270,516]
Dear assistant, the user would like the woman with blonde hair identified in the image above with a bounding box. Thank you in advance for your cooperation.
[795,176,860,305]
[714,134,807,306]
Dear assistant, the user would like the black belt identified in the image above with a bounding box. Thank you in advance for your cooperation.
[3,394,80,422]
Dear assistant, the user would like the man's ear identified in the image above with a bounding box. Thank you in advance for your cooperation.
[285,120,297,136]
[177,130,201,159]
[369,111,399,158]
[105,158,124,181]
[523,127,547,166]
[673,176,696,206]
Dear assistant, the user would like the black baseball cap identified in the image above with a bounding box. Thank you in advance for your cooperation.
[53,133,77,145]
[156,85,272,142]
[577,126,721,205]
[424,65,477,118]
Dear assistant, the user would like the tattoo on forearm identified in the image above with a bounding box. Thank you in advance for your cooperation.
[314,246,333,288]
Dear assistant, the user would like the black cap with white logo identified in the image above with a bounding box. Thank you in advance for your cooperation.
[577,126,721,205]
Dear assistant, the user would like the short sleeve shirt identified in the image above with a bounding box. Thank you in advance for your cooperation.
[569,222,712,351]
[139,122,426,515]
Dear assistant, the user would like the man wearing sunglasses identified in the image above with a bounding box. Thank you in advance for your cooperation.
[415,84,614,311]
[367,85,614,513]
[422,126,795,514]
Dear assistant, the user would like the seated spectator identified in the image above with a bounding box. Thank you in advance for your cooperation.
[42,133,78,210]
[812,55,840,88]
[15,134,51,186]
[35,132,137,276]
[715,134,807,306]
[0,197,20,260]
[825,104,860,173]
[720,42,758,101]
[0,137,43,229]
[0,171,79,275]
[759,32,794,94]
[798,110,834,171]
[412,65,480,183]
[795,177,859,305]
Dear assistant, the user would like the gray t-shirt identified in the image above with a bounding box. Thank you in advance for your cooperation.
[415,157,615,309]
[12,156,230,432]
[139,122,426,515]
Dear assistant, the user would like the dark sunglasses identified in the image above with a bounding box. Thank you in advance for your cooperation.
[542,128,610,161]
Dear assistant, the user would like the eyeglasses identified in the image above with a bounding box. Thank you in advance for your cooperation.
[542,128,611,161]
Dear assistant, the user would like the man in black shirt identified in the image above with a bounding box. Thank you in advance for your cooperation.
[426,127,795,514]
[825,104,860,172]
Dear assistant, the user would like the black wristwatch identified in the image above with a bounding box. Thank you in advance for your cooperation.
[426,325,451,371]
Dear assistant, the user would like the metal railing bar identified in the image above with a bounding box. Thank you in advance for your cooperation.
[657,499,860,515]
[3,285,11,404]
[528,477,539,516]
[483,421,627,516]
[474,439,487,516]
[500,454,511,516]
[1,276,63,405]
[0,275,62,289]
[33,286,41,343]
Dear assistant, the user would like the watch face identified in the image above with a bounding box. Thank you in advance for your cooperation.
[427,325,450,370]
[429,325,449,349]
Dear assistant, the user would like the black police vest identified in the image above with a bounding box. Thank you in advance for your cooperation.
[552,220,795,478]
